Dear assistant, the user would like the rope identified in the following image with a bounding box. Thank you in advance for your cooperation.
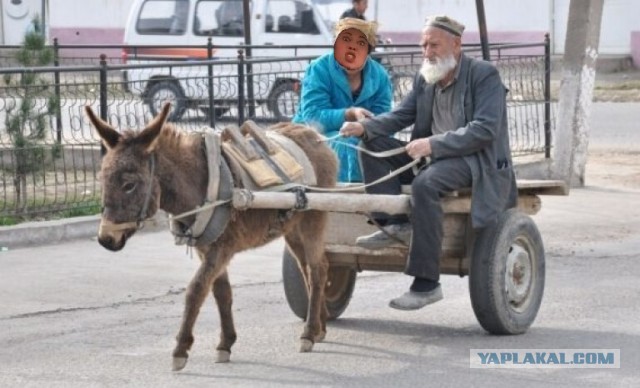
[309,132,427,193]
[304,158,422,192]
[169,199,231,222]
[318,133,409,158]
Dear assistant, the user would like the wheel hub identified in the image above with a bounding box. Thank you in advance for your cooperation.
[505,243,532,307]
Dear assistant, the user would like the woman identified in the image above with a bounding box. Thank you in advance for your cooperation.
[292,18,392,182]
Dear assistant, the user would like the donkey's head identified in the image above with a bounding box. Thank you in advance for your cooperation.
[85,103,171,251]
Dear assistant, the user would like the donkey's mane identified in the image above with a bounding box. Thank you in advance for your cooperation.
[156,123,201,151]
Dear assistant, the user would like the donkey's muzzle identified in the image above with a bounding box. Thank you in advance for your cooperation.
[97,219,137,251]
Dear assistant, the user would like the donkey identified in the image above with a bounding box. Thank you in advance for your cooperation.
[86,103,337,371]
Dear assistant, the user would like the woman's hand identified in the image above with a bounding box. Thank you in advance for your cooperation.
[344,107,373,122]
[340,122,365,138]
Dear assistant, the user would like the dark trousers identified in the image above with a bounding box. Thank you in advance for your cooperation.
[360,136,472,281]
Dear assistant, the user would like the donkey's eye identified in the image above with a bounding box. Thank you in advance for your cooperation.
[122,182,137,194]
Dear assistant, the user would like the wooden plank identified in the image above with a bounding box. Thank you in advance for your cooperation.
[516,179,569,196]
[233,189,411,215]
[233,190,541,215]
[326,245,469,275]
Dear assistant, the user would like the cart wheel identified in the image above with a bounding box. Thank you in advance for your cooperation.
[282,248,356,321]
[469,208,545,335]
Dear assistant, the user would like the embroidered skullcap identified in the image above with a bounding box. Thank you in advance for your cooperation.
[334,17,378,48]
[424,15,465,37]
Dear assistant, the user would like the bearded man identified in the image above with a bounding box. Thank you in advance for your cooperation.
[340,15,517,310]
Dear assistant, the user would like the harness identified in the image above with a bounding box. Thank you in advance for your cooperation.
[169,131,233,247]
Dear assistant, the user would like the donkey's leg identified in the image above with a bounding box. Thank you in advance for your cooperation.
[211,270,236,363]
[172,253,226,371]
[286,212,329,352]
[302,238,329,351]
[286,237,329,339]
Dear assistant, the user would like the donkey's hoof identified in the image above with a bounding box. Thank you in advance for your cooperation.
[299,338,314,353]
[172,357,188,371]
[215,350,231,363]
[314,331,326,343]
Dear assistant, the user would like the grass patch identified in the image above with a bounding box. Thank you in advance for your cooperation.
[0,216,20,226]
[58,204,101,219]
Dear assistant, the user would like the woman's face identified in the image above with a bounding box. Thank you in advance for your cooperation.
[334,28,369,71]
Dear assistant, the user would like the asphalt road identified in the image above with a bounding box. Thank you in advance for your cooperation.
[0,102,639,387]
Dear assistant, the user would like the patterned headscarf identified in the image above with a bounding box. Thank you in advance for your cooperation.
[334,17,378,48]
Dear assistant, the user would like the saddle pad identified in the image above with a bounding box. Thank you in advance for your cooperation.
[267,132,317,186]
[221,138,304,188]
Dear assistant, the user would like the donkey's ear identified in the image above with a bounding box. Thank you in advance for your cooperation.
[138,102,171,152]
[84,105,120,150]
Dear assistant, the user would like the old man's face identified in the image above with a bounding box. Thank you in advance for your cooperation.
[419,26,460,83]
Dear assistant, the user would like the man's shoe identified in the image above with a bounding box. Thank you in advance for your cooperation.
[389,285,443,311]
[355,223,412,250]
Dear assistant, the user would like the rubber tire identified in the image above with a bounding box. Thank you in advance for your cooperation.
[469,208,545,335]
[282,248,356,321]
[267,81,299,121]
[146,80,187,122]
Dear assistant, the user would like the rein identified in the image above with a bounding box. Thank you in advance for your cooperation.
[310,133,427,193]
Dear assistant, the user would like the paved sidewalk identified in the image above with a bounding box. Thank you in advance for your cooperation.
[0,213,167,250]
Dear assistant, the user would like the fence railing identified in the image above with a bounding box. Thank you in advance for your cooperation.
[0,38,553,220]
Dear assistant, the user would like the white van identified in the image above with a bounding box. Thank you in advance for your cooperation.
[123,0,355,121]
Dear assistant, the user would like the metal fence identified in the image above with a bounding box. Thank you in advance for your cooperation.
[0,39,552,220]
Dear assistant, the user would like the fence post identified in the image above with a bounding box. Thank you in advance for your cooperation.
[99,54,108,121]
[237,49,245,125]
[99,54,108,155]
[544,33,551,158]
[245,53,256,120]
[53,38,62,144]
[207,37,215,128]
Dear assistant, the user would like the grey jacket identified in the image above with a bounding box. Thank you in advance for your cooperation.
[362,53,517,228]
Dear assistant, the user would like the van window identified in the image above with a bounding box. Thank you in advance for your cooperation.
[194,0,249,37]
[136,0,190,35]
[265,0,319,34]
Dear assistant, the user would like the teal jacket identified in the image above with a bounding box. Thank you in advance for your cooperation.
[293,52,392,182]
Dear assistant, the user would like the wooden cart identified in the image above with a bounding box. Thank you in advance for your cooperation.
[278,179,568,335]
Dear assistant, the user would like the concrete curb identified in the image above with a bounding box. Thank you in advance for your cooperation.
[0,213,169,250]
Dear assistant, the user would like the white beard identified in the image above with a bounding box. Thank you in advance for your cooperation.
[419,54,457,84]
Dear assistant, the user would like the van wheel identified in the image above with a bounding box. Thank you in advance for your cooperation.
[146,81,187,122]
[267,81,299,121]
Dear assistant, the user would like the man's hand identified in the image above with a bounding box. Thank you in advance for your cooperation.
[340,121,365,138]
[406,138,432,159]
[344,107,373,122]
